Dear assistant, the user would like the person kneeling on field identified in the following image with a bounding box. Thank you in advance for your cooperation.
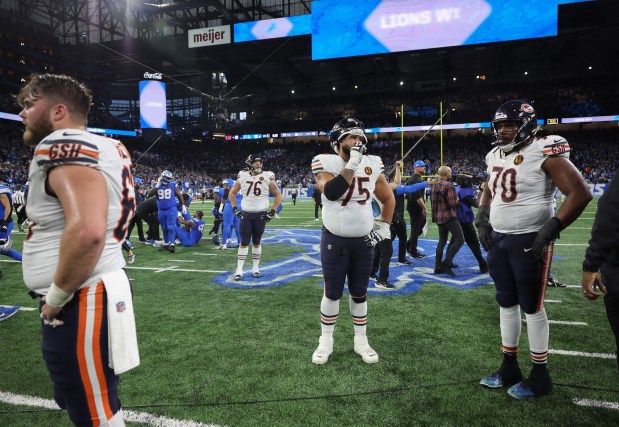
[175,210,205,247]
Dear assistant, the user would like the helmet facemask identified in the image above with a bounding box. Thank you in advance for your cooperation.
[329,117,367,154]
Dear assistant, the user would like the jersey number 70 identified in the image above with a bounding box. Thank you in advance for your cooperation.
[490,166,518,203]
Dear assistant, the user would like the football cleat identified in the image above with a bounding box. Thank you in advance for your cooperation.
[157,245,169,252]
[480,364,523,389]
[412,253,426,259]
[548,277,566,288]
[234,271,243,281]
[507,381,536,399]
[375,280,396,290]
[354,336,379,364]
[127,254,136,264]
[397,259,412,266]
[252,271,261,278]
[312,336,333,365]
[169,245,175,254]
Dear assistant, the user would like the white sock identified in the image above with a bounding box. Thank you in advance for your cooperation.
[236,246,249,272]
[500,305,521,351]
[320,296,339,337]
[349,296,367,337]
[525,308,549,364]
[252,245,262,271]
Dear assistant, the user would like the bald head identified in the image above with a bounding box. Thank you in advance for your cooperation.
[438,166,452,179]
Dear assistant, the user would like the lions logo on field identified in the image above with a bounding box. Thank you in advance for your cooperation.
[212,229,493,294]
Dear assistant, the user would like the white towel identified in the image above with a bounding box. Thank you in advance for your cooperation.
[102,269,140,375]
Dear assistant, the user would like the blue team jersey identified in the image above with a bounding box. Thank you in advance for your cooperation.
[156,181,178,210]
[0,184,13,223]
[223,179,243,206]
[189,218,205,243]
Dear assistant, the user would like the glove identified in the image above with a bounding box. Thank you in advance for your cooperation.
[16,205,23,213]
[0,219,7,234]
[261,209,276,222]
[364,220,391,247]
[345,141,367,171]
[233,207,245,219]
[156,177,163,188]
[218,203,225,214]
[474,205,494,251]
[181,205,188,215]
[530,217,564,262]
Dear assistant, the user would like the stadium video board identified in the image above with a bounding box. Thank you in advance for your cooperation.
[234,15,311,42]
[139,80,167,129]
[311,0,583,60]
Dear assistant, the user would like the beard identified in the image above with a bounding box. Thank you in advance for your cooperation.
[23,116,54,147]
[342,146,351,157]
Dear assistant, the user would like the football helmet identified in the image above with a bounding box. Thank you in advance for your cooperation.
[245,155,263,173]
[160,170,173,185]
[329,117,367,154]
[0,237,12,254]
[491,100,538,153]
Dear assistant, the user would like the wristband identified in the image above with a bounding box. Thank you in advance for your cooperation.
[45,282,73,308]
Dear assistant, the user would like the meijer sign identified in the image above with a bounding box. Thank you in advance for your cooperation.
[188,25,231,48]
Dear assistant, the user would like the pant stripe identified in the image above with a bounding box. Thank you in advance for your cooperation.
[537,242,553,312]
[77,283,114,424]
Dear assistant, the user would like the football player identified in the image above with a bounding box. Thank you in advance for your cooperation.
[310,117,395,365]
[228,155,282,280]
[176,210,205,247]
[147,170,186,253]
[17,73,138,426]
[475,101,592,398]
[0,180,22,262]
[219,178,242,249]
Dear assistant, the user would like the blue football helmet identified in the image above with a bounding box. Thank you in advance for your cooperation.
[491,100,538,153]
[329,117,367,154]
[160,170,173,185]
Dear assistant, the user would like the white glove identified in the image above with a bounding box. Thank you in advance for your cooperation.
[345,142,366,171]
[218,203,225,214]
[182,205,188,215]
[156,177,163,188]
[364,220,391,247]
[16,205,23,213]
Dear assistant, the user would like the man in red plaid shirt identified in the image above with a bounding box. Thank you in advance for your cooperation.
[430,166,464,276]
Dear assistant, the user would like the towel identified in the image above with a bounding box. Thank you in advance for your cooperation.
[102,269,140,375]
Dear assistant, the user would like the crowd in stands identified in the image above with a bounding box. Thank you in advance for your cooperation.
[2,109,618,194]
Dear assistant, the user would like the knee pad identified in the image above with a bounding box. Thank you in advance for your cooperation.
[350,293,367,304]
[324,286,344,301]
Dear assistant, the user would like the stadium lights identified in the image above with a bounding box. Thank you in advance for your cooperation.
[332,86,336,91]
[291,89,295,94]
[400,81,404,86]
[524,71,528,75]
[589,66,593,70]
[452,77,457,81]
[354,85,358,89]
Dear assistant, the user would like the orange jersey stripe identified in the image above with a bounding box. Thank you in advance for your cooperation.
[34,149,50,156]
[79,148,100,159]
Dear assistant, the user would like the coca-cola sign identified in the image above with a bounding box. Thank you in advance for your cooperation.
[143,72,162,80]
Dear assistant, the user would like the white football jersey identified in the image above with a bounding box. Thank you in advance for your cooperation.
[236,170,274,212]
[486,135,570,234]
[23,129,135,294]
[312,154,384,237]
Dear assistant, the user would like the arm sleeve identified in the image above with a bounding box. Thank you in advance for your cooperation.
[583,167,619,271]
[395,181,428,196]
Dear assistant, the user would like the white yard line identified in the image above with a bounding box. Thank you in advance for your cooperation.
[125,266,226,274]
[573,398,619,410]
[548,349,616,359]
[0,391,225,427]
[544,299,562,303]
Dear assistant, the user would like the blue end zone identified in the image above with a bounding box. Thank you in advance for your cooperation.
[212,228,499,295]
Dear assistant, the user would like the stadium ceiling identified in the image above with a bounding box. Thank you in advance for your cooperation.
[1,0,618,100]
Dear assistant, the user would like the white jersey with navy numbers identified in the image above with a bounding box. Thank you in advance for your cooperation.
[312,154,384,238]
[23,129,135,294]
[236,170,274,212]
[486,135,570,234]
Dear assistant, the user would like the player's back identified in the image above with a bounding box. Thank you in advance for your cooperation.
[23,129,135,293]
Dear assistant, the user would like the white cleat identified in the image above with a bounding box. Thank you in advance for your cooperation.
[234,270,243,281]
[354,336,379,364]
[312,336,333,365]
[252,270,261,278]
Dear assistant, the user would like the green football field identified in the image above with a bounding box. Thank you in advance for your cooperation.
[0,198,617,427]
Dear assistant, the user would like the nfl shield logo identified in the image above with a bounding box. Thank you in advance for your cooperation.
[327,244,332,250]
[116,301,126,313]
